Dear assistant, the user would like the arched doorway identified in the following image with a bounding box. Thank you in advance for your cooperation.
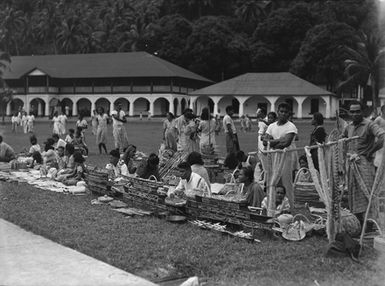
[133,97,150,116]
[49,98,61,117]
[60,98,73,117]
[114,98,130,114]
[243,95,270,117]
[181,98,187,113]
[195,95,214,116]
[30,98,46,116]
[173,98,179,116]
[302,96,327,118]
[10,98,24,115]
[95,98,110,114]
[218,96,240,116]
[76,98,91,117]
[153,98,169,116]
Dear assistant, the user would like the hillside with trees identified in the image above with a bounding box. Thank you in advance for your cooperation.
[0,0,383,103]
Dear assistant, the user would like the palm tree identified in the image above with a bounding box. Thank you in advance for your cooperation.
[235,0,267,24]
[0,7,26,55]
[339,31,385,114]
[0,51,12,123]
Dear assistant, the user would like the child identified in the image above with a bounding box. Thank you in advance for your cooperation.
[56,146,66,171]
[65,128,75,144]
[27,112,35,133]
[27,135,41,156]
[295,155,312,183]
[73,128,88,156]
[62,151,86,186]
[11,113,18,133]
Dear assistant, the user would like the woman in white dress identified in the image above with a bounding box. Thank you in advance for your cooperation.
[96,107,109,154]
[198,107,216,152]
[163,112,177,151]
[52,111,61,135]
[58,111,67,136]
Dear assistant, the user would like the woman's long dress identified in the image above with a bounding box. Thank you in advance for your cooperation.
[96,114,108,145]
[199,119,216,151]
[52,116,61,135]
[163,119,177,151]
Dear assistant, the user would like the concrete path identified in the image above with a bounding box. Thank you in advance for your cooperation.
[0,219,157,286]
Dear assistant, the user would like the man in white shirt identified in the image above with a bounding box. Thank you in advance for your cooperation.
[169,162,210,197]
[111,103,129,152]
[105,149,129,179]
[223,105,239,155]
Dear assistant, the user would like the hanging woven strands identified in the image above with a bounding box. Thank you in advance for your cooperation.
[305,145,336,243]
[259,148,287,217]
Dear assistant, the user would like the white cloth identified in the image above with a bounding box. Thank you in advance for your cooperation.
[223,114,236,134]
[106,162,129,177]
[172,172,210,196]
[54,139,67,150]
[111,110,125,127]
[52,116,61,134]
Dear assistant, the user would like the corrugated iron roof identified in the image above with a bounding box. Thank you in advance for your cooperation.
[190,72,334,97]
[4,52,212,82]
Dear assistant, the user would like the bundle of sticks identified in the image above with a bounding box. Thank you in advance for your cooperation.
[159,151,188,178]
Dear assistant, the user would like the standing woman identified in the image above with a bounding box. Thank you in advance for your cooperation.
[198,107,216,152]
[52,111,61,135]
[185,113,199,153]
[163,112,177,151]
[96,107,109,154]
[91,110,98,136]
[58,111,67,136]
[21,111,28,134]
[309,112,326,171]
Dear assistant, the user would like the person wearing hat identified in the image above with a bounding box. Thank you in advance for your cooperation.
[106,149,129,179]
[0,135,16,162]
[111,103,129,153]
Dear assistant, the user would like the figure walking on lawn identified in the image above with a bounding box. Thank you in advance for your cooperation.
[223,105,240,155]
[111,103,129,153]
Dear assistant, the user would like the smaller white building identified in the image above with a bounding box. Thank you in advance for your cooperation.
[189,72,338,119]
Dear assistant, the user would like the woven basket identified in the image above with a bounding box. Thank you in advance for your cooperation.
[293,168,325,208]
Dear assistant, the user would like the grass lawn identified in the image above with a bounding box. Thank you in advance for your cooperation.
[1,118,383,285]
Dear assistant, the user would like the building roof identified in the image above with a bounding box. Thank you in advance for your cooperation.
[4,52,212,83]
[190,72,334,97]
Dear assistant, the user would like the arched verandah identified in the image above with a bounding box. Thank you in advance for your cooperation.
[10,98,24,115]
[275,96,298,118]
[60,98,73,117]
[133,97,149,116]
[194,95,214,116]
[302,96,327,118]
[30,98,46,116]
[95,98,110,114]
[76,98,91,117]
[153,97,169,116]
[218,96,240,116]
[243,95,271,117]
[114,98,130,114]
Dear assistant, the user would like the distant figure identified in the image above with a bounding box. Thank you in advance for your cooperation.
[309,112,326,171]
[240,115,246,133]
[198,107,216,152]
[175,108,193,152]
[96,107,109,154]
[163,112,177,151]
[11,112,18,133]
[111,103,129,153]
[21,111,28,134]
[139,112,143,120]
[223,106,240,154]
[52,111,61,135]
[58,111,67,136]
[214,114,221,135]
[65,105,70,117]
[147,111,151,120]
[245,114,252,132]
[257,109,268,152]
[27,112,35,133]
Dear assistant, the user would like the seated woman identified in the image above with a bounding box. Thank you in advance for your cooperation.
[237,166,265,207]
[106,149,129,179]
[55,143,76,179]
[27,151,43,169]
[261,185,291,217]
[62,151,87,186]
[0,135,16,162]
[56,146,66,171]
[42,138,58,169]
[27,135,41,156]
[169,161,210,198]
[136,153,160,180]
[294,155,312,183]
[186,151,210,188]
[121,144,137,176]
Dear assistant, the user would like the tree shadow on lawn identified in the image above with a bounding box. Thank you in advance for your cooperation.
[0,181,380,285]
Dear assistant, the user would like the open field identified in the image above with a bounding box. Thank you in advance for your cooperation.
[2,118,382,285]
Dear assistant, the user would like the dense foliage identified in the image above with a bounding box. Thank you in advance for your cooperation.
[0,0,383,87]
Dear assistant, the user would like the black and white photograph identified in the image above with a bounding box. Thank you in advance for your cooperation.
[1,0,385,285]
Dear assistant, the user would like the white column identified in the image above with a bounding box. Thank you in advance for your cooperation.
[169,98,174,114]
[149,100,154,116]
[6,102,11,116]
[24,99,30,114]
[45,100,50,117]
[91,100,96,113]
[73,100,78,117]
[323,96,331,119]
[177,98,182,115]
[37,101,43,116]
[239,101,244,117]
[267,96,278,113]
[110,101,114,116]
[296,97,305,119]
[129,100,134,117]
[189,97,194,110]
[213,100,219,116]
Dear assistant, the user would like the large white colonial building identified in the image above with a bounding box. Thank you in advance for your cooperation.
[3,52,212,117]
[189,73,338,119]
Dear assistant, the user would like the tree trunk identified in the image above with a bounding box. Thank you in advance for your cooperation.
[372,75,377,117]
